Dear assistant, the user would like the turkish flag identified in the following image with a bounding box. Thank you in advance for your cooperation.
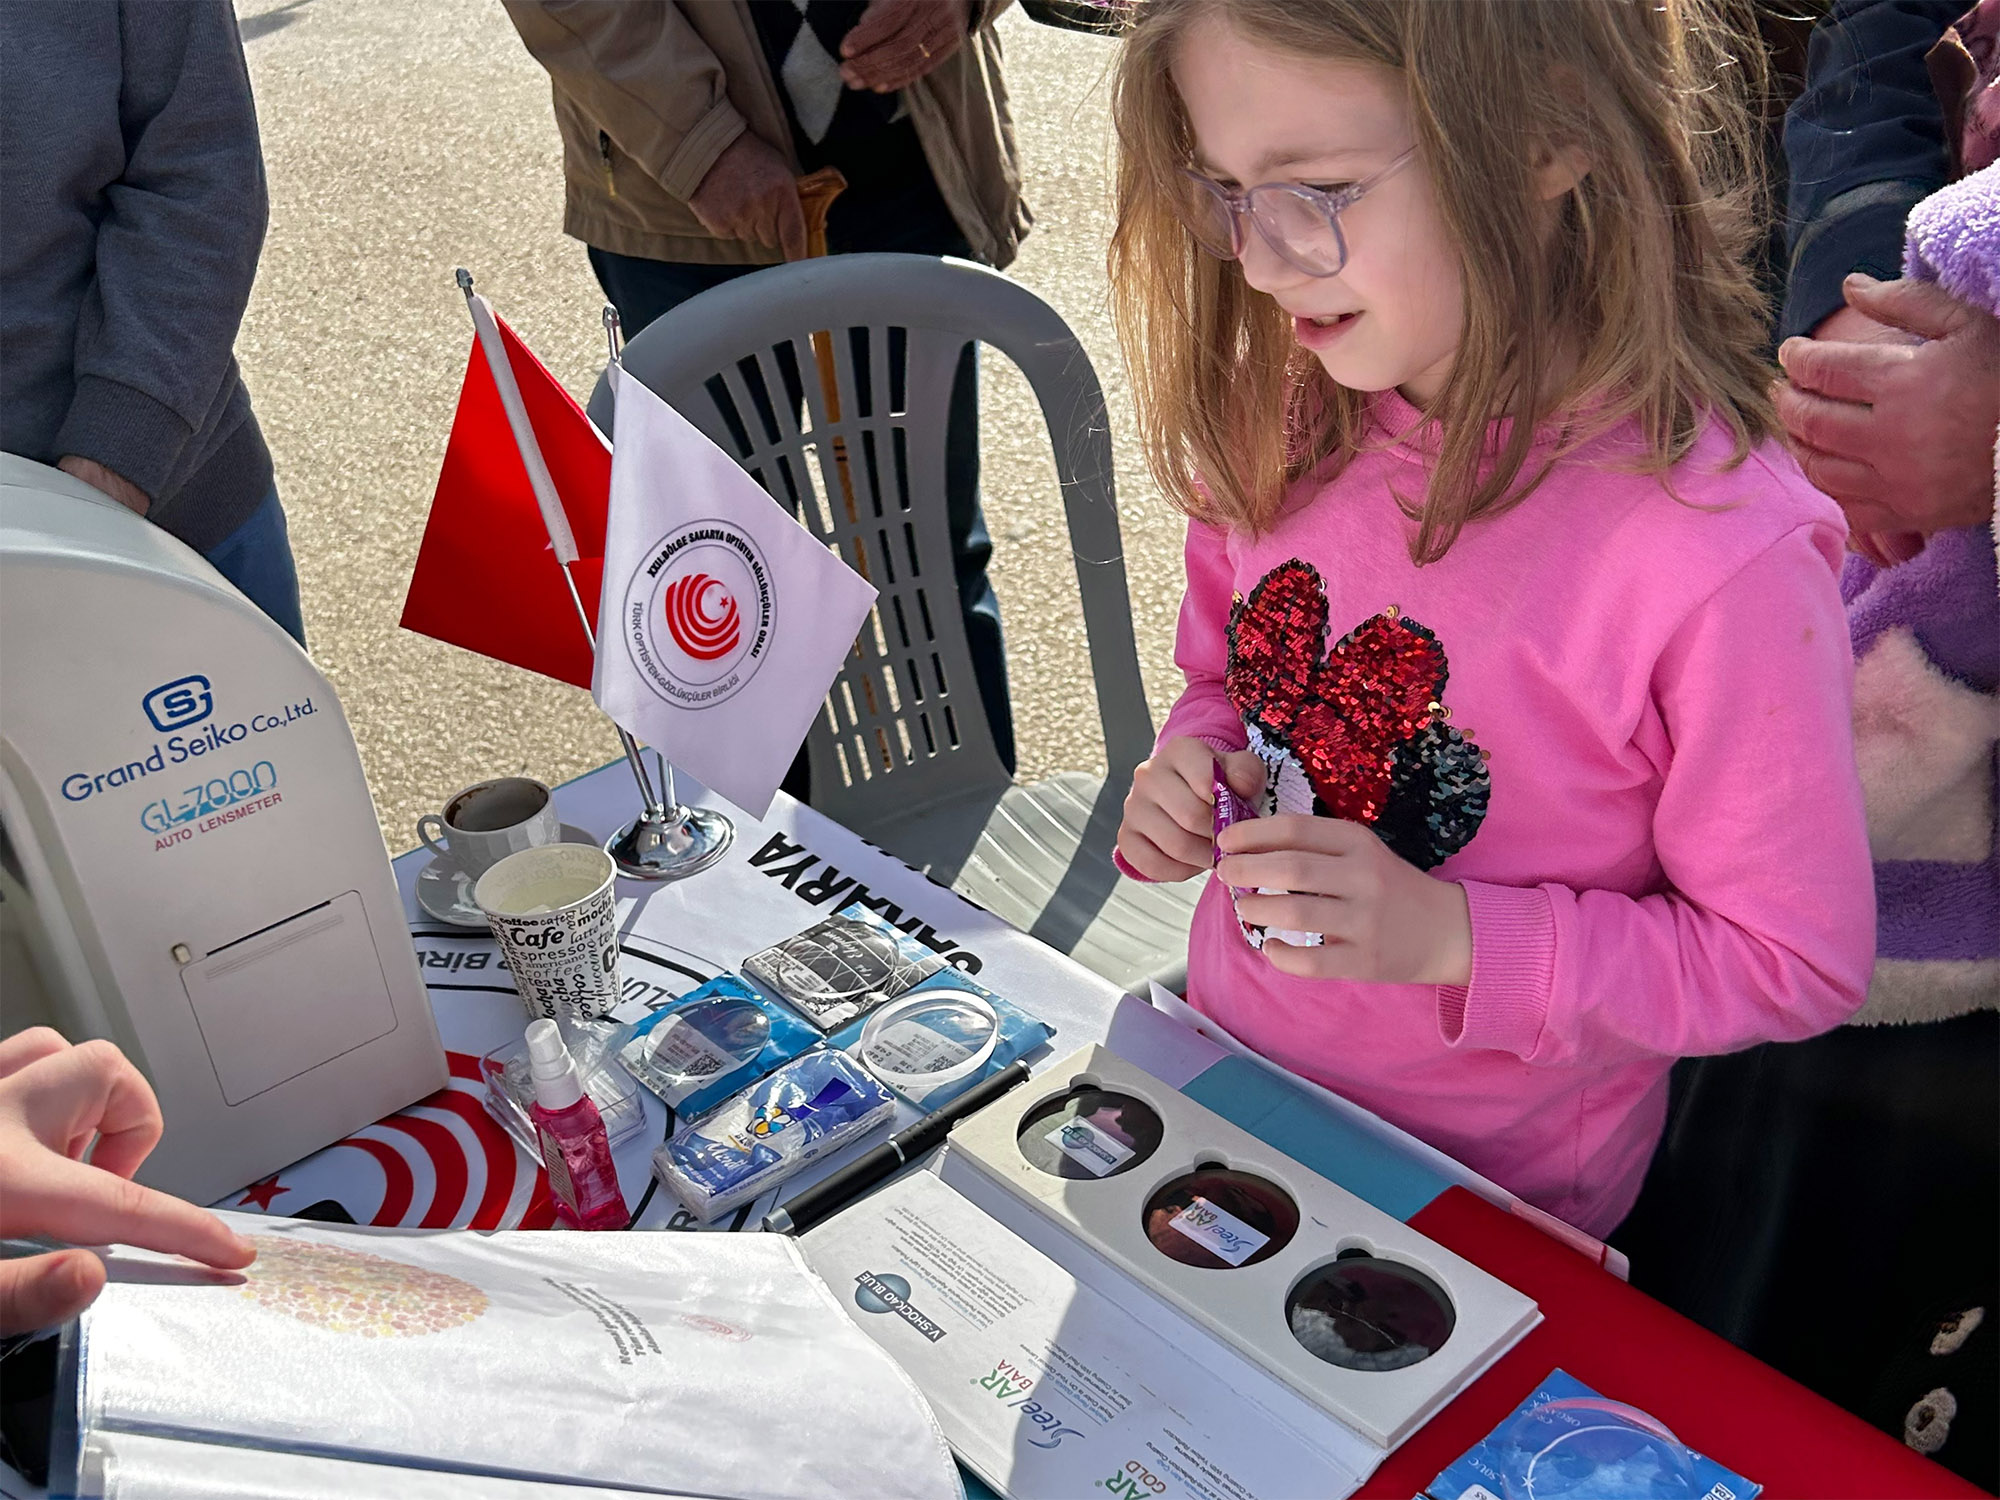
[401,317,609,689]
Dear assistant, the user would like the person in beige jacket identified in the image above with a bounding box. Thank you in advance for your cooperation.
[504,0,1031,781]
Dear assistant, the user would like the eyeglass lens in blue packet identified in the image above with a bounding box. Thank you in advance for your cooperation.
[650,1048,897,1222]
[610,974,818,1122]
[740,902,947,1032]
[829,968,1054,1111]
[1425,1368,1759,1500]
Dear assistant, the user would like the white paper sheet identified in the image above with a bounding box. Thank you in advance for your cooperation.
[73,1213,960,1500]
[80,1432,664,1499]
[801,1172,1365,1500]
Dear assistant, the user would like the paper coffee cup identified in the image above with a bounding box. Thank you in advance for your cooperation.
[473,845,621,1021]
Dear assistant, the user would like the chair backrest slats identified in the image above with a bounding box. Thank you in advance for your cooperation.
[587,255,1155,832]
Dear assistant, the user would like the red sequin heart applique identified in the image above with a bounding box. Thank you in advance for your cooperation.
[1289,611,1445,824]
[1225,560,1489,870]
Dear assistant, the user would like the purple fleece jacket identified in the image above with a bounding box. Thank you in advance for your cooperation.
[1839,160,2000,1019]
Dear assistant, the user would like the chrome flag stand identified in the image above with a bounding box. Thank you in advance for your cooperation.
[455,269,731,881]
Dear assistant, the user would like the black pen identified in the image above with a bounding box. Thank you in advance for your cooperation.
[762,1060,1034,1235]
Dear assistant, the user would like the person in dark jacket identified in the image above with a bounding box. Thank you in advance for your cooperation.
[0,0,302,645]
[1779,0,1965,343]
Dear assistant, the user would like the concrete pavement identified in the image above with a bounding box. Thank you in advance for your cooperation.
[235,0,1187,852]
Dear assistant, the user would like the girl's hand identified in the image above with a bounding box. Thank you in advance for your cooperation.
[1217,816,1473,985]
[1117,738,1265,882]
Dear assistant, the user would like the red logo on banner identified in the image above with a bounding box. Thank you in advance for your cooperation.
[662,573,741,661]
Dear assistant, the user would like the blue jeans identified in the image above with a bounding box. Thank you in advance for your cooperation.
[589,236,1014,780]
[204,483,306,647]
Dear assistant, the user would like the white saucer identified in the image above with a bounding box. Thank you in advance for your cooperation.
[414,825,599,928]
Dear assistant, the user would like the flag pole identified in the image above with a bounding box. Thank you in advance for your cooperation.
[454,270,731,881]
[455,268,661,816]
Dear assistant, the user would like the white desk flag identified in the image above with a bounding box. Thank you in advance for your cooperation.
[591,367,878,818]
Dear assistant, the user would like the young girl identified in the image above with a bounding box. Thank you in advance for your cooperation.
[1110,0,1877,1239]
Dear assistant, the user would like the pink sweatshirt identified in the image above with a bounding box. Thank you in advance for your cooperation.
[1142,393,1876,1237]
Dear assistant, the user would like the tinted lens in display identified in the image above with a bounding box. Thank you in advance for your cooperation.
[1285,1254,1455,1371]
[1143,1168,1298,1270]
[1015,1087,1163,1180]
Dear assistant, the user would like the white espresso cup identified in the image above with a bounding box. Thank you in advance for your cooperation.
[416,776,559,878]
[473,844,621,1021]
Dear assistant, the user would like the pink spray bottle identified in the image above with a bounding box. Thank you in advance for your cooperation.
[526,1018,629,1230]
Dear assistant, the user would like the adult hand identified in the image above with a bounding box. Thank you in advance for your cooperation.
[1117,737,1264,882]
[1808,304,1922,348]
[1216,816,1474,986]
[57,455,149,518]
[840,0,971,94]
[687,132,807,261]
[1776,275,2000,540]
[0,1029,255,1337]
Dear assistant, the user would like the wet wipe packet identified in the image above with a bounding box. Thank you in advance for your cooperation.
[651,1049,896,1222]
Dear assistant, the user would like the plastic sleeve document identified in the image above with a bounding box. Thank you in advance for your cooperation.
[801,1169,1377,1500]
[58,1211,958,1500]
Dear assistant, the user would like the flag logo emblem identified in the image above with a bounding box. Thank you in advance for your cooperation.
[661,573,742,661]
[620,519,774,709]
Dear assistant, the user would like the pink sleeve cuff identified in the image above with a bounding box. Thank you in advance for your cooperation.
[1438,881,1556,1057]
[1155,707,1248,759]
[1112,846,1153,883]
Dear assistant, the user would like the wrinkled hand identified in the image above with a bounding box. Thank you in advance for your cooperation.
[1807,304,1921,350]
[1776,275,2000,544]
[0,1029,255,1336]
[57,455,149,518]
[1799,303,1930,567]
[687,132,807,260]
[1216,816,1473,985]
[840,0,971,93]
[1117,737,1264,882]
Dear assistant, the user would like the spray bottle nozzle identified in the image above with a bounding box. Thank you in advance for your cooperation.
[525,1019,583,1109]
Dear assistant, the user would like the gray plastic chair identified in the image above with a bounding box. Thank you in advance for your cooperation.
[587,253,1197,995]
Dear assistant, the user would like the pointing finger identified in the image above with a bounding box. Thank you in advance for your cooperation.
[9,1155,254,1271]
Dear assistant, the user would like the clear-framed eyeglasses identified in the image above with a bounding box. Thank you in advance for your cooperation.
[1178,148,1416,277]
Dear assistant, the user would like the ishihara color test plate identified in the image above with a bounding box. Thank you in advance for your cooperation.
[939,1045,1540,1452]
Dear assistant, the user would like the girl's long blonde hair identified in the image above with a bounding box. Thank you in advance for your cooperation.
[1110,0,1781,560]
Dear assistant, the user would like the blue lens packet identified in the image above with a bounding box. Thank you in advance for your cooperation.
[651,1049,897,1222]
[1426,1369,1760,1500]
[830,968,1054,1110]
[741,903,947,1032]
[611,975,818,1121]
